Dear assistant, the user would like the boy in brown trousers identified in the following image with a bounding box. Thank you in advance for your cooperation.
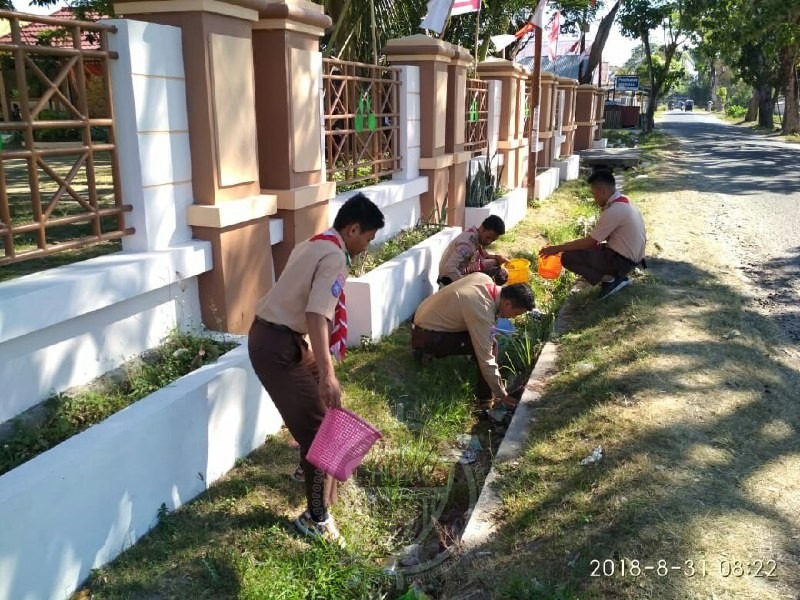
[248,193,384,543]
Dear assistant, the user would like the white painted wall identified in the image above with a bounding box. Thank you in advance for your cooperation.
[345,226,461,346]
[464,188,528,231]
[106,18,193,252]
[0,343,283,600]
[397,65,421,181]
[329,177,428,244]
[0,245,209,423]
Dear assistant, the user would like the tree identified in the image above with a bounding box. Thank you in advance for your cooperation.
[618,0,696,132]
[689,0,800,133]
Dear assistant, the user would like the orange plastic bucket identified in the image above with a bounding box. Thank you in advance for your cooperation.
[537,254,562,279]
[504,258,531,285]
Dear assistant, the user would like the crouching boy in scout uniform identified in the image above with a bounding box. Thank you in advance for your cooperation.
[411,273,535,408]
[248,193,384,543]
[539,169,647,298]
[437,215,509,286]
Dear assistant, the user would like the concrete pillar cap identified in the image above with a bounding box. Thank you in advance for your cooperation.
[577,83,598,90]
[558,77,579,86]
[384,34,456,60]
[477,58,526,77]
[259,0,332,28]
[451,45,474,66]
[540,71,557,82]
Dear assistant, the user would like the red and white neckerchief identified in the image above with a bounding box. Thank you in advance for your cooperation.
[309,229,348,362]
[606,193,630,207]
[464,227,489,274]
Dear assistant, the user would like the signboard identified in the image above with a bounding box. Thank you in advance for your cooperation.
[615,75,640,91]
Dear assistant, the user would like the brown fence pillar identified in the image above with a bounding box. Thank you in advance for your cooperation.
[594,88,606,141]
[574,84,598,151]
[537,71,556,168]
[115,0,276,334]
[559,77,578,156]
[253,0,334,276]
[446,46,473,228]
[385,35,453,224]
[477,59,526,189]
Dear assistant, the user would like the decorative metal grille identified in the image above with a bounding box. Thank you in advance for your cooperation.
[464,78,488,155]
[322,58,400,189]
[0,10,130,267]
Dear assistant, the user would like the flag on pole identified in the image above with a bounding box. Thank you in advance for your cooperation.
[532,0,548,28]
[420,0,452,34]
[548,10,560,61]
[450,0,481,16]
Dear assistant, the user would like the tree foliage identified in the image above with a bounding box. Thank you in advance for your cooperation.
[618,0,695,131]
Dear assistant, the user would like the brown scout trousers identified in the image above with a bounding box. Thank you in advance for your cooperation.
[560,246,637,285]
[248,318,336,523]
[411,326,493,401]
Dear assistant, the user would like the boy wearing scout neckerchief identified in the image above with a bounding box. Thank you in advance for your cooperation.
[248,193,384,544]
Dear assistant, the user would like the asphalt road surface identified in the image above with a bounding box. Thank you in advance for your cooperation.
[659,110,800,344]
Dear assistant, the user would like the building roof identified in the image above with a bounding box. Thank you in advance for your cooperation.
[0,8,103,50]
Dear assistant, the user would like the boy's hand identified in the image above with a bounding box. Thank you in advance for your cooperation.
[493,254,509,265]
[319,372,342,408]
[539,246,559,257]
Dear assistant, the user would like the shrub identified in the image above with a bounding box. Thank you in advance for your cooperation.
[725,104,747,119]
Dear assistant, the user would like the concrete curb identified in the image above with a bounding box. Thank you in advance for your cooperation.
[460,341,559,549]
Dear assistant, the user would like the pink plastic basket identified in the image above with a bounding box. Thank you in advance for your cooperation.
[307,407,382,482]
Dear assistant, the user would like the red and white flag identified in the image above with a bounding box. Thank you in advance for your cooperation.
[548,10,560,61]
[451,0,481,16]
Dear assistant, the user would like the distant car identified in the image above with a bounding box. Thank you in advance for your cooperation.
[685,100,694,111]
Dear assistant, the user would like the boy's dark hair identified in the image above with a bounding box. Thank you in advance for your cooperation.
[588,169,616,188]
[481,215,506,235]
[333,192,385,232]
[500,283,535,311]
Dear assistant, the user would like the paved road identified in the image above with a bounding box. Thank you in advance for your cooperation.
[658,110,800,343]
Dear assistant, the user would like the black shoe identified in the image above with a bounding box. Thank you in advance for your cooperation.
[599,276,631,298]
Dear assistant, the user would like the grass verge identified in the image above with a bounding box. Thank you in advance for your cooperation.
[76,186,592,599]
[440,130,800,600]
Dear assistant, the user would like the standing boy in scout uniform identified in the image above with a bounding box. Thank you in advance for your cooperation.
[248,193,384,543]
[437,215,509,286]
[412,273,535,408]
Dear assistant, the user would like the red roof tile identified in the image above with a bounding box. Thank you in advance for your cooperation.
[0,8,105,50]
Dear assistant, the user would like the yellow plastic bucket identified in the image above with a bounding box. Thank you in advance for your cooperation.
[504,258,531,285]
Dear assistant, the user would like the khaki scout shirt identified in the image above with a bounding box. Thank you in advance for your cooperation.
[438,228,487,282]
[255,230,348,335]
[590,192,647,263]
[413,272,506,398]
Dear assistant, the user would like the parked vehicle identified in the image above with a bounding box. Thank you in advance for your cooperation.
[685,99,694,111]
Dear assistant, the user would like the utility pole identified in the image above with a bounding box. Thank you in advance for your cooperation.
[527,24,542,195]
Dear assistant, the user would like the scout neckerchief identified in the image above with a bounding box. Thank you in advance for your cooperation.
[464,227,488,274]
[309,229,350,362]
[606,193,630,207]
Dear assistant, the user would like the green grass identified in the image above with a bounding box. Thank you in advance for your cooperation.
[76,186,593,600]
[0,332,237,477]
